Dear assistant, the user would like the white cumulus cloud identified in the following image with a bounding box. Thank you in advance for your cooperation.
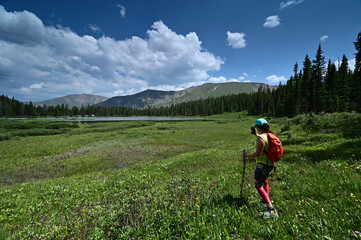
[320,35,329,42]
[349,59,356,71]
[226,31,246,49]
[0,5,45,46]
[334,58,356,72]
[207,76,228,83]
[263,15,281,28]
[0,5,224,101]
[206,75,250,84]
[280,0,304,10]
[265,75,287,84]
[30,82,44,89]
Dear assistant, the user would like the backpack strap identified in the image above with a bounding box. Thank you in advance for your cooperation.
[262,133,269,155]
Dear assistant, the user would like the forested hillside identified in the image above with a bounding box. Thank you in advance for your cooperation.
[33,94,108,108]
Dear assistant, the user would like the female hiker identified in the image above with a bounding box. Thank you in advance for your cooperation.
[243,118,279,218]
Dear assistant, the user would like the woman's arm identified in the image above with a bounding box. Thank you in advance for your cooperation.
[243,136,265,158]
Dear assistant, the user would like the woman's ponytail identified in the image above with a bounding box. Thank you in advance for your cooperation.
[259,123,271,133]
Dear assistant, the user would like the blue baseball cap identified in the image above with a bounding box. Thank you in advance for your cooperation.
[255,118,268,126]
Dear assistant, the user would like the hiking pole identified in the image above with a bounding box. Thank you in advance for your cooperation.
[240,149,246,200]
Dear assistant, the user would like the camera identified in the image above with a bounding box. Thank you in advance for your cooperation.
[251,127,256,134]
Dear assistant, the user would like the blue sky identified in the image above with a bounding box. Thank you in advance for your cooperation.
[0,0,361,101]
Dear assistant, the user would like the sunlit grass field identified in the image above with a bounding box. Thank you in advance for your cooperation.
[0,112,360,239]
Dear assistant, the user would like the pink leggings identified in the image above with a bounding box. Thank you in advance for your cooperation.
[255,179,271,203]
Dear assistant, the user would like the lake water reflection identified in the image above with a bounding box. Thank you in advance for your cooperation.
[0,116,201,122]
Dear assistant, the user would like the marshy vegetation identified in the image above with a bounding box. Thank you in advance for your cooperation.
[0,112,360,239]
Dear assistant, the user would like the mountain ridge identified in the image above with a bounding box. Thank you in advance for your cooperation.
[33,82,276,109]
[33,94,109,108]
[97,82,276,108]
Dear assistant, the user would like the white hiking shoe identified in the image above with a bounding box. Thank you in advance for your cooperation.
[260,208,279,219]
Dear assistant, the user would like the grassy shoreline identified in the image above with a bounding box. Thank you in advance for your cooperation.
[1,112,360,239]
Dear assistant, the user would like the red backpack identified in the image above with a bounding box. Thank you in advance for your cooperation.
[264,133,283,162]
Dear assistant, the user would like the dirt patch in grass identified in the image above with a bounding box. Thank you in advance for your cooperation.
[104,144,202,169]
[1,158,67,186]
[1,143,202,186]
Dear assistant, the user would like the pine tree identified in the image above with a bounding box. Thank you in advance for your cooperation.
[353,31,361,112]
[296,70,303,114]
[293,63,301,114]
[325,60,337,112]
[274,83,286,116]
[27,101,34,116]
[338,55,350,111]
[312,44,326,113]
[301,55,312,113]
[355,32,361,73]
[284,77,295,117]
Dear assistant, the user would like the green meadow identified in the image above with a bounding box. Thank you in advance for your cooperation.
[0,112,360,239]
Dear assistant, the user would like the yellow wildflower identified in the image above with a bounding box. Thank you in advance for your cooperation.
[202,222,205,225]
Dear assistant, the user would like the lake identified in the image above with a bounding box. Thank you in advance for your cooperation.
[0,116,202,122]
